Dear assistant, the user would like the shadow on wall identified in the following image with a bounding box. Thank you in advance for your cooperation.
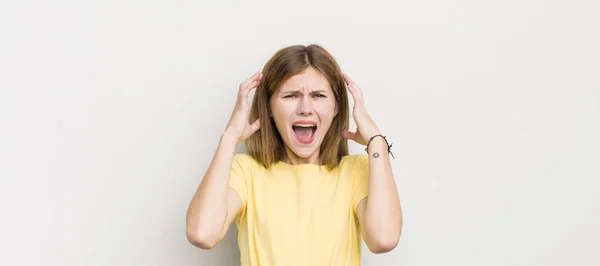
[186,142,246,265]
[187,226,240,266]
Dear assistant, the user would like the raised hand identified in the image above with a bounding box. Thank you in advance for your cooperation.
[341,73,381,146]
[224,72,263,143]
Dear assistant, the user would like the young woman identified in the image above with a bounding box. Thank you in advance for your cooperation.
[186,44,402,265]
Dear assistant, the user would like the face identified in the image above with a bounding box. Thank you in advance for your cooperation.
[269,67,338,164]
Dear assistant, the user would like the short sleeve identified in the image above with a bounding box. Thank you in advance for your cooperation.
[351,154,370,211]
[228,153,248,209]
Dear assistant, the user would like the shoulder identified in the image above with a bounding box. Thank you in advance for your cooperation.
[340,154,370,194]
[232,153,264,171]
[340,153,369,166]
[233,153,253,163]
[233,153,258,165]
[339,153,369,171]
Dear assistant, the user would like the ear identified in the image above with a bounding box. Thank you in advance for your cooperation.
[333,85,339,117]
[268,103,273,117]
[334,101,339,117]
[332,90,340,117]
[268,104,273,117]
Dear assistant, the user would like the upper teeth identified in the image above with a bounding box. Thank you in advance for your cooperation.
[294,124,316,127]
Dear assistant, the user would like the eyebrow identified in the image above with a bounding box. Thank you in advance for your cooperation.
[282,89,329,94]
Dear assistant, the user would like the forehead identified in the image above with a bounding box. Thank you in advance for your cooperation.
[279,67,331,92]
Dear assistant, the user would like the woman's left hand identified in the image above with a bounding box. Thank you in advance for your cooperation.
[341,73,381,146]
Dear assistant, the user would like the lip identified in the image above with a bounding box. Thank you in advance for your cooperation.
[292,120,317,126]
[292,120,318,144]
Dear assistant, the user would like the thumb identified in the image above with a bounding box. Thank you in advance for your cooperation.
[249,119,261,134]
[342,130,358,141]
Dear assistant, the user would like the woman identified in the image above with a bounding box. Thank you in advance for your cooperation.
[186,44,402,266]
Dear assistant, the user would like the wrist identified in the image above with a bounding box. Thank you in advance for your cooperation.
[365,134,395,159]
[366,137,386,152]
[365,127,381,140]
[220,130,239,146]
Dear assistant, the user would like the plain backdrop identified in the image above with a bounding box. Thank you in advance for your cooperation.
[1,0,599,265]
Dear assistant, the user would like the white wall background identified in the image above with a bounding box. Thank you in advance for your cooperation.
[1,0,599,265]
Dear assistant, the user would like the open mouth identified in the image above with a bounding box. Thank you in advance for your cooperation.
[292,123,317,144]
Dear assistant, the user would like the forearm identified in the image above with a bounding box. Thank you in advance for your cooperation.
[364,137,403,247]
[186,132,238,245]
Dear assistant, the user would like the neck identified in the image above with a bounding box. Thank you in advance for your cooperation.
[283,147,320,165]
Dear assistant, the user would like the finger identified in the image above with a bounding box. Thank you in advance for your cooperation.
[241,71,261,88]
[342,73,356,87]
[342,74,358,103]
[342,73,363,104]
[239,72,263,93]
[342,130,358,141]
[246,119,261,136]
[252,118,261,130]
[244,76,262,97]
[343,73,362,92]
[238,78,262,103]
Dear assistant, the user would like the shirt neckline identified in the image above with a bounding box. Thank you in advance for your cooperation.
[275,160,329,169]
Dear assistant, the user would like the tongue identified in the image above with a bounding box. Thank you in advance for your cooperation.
[294,127,314,141]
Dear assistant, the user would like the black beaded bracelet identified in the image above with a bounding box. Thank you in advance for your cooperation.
[365,134,395,159]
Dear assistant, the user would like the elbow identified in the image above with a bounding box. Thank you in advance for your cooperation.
[186,227,217,250]
[367,227,402,254]
[368,235,400,254]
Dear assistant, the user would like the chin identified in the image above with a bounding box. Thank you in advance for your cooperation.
[289,145,319,159]
[279,119,332,162]
[285,132,323,160]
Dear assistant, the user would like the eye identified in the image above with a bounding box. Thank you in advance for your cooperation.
[315,94,326,98]
[283,94,297,98]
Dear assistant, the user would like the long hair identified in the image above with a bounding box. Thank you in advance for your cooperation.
[245,44,350,170]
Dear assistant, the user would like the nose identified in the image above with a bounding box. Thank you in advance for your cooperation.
[296,95,314,116]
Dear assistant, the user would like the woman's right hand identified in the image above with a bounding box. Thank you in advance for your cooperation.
[223,72,263,143]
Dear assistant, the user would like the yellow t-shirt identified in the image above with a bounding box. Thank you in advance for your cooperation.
[228,153,370,266]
